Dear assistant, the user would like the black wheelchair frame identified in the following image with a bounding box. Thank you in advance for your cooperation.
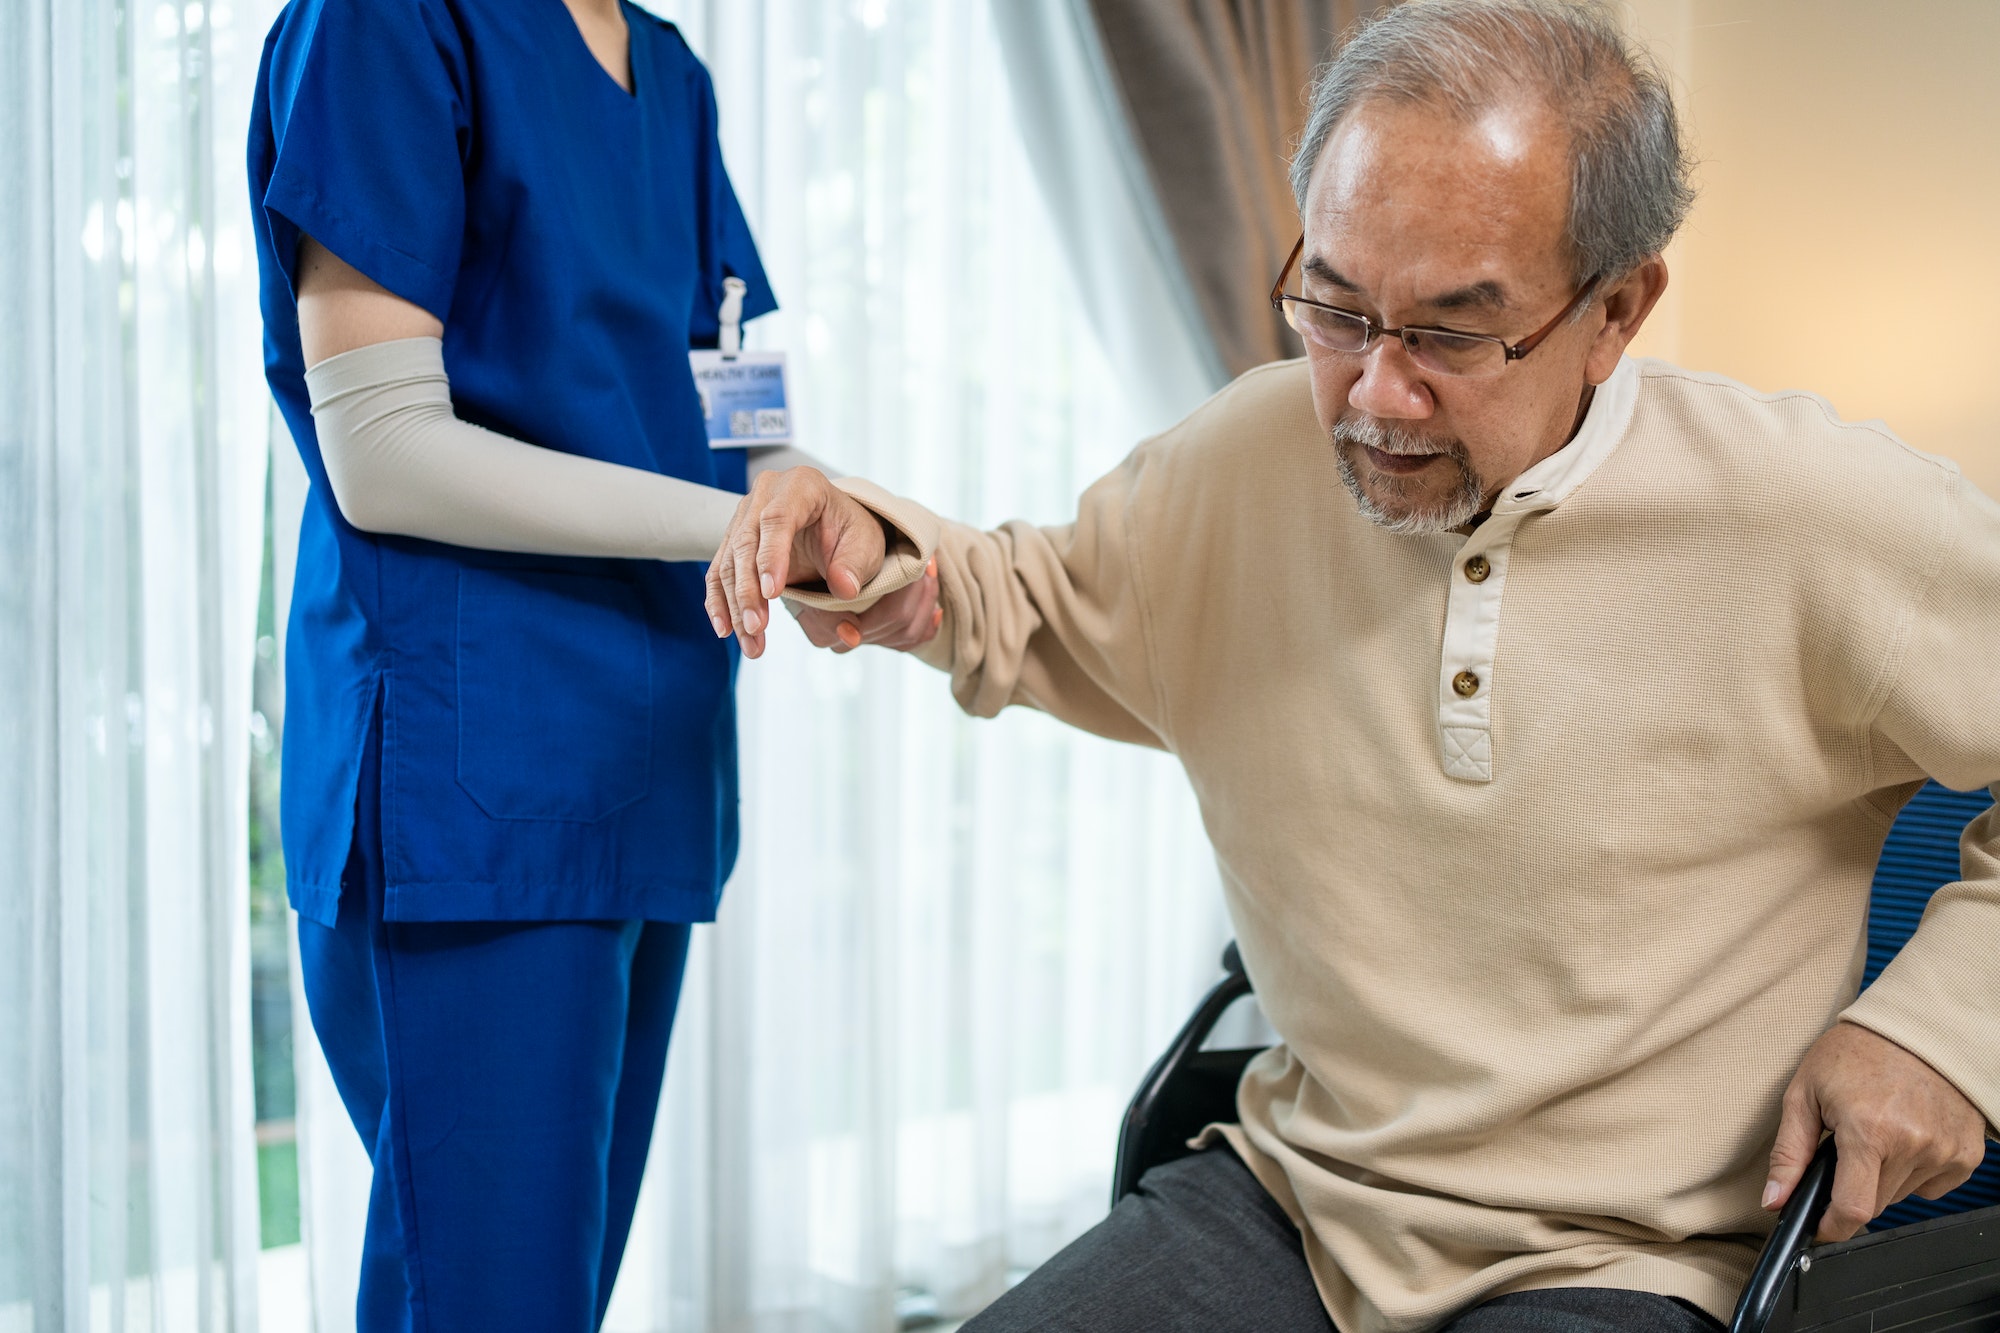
[1113,943,2000,1333]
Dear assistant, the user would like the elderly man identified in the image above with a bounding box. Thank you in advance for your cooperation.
[706,2,1999,1329]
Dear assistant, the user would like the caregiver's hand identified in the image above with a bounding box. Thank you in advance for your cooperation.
[706,466,887,658]
[794,558,941,654]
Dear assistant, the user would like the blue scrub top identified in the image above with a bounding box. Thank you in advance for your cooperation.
[248,0,777,927]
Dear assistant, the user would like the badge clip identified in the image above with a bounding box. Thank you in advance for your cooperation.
[691,276,791,448]
[718,276,746,360]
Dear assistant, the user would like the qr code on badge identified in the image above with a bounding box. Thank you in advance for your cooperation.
[755,408,789,436]
[730,410,756,438]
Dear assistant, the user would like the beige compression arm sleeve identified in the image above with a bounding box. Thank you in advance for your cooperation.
[304,337,824,561]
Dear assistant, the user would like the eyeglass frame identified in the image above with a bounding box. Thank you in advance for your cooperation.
[1269,235,1601,373]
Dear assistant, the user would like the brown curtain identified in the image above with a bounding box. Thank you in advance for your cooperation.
[1084,0,1393,377]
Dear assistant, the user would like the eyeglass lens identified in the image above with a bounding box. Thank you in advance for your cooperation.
[1282,299,1507,378]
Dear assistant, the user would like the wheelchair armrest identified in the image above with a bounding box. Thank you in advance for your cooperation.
[1728,1138,1837,1333]
[1110,945,1257,1206]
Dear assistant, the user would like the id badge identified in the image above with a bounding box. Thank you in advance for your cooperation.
[689,349,792,448]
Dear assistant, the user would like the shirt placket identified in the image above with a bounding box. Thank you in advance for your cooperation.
[1436,497,1553,782]
[1427,360,1639,781]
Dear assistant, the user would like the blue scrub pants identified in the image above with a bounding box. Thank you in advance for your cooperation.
[299,728,692,1333]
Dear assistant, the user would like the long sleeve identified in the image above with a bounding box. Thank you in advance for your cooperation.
[306,337,739,560]
[805,449,1173,751]
[1843,466,2000,1135]
[306,337,829,563]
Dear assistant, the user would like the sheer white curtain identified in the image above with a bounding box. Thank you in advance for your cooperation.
[1,0,284,1328]
[3,1,1232,1330]
[601,3,1234,1329]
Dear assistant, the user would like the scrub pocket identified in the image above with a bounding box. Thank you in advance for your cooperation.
[456,567,653,822]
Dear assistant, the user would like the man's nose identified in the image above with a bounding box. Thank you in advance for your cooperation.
[1346,336,1435,421]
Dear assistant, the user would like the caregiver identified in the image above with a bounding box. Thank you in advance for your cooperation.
[247,0,919,1328]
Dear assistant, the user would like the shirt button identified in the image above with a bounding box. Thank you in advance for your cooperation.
[1452,670,1481,697]
[1463,554,1490,583]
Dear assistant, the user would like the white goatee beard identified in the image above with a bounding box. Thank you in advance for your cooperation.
[1331,416,1487,535]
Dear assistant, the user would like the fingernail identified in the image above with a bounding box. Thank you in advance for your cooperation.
[744,610,761,635]
[932,606,943,628]
[837,623,861,649]
[927,557,937,577]
[1762,1181,1782,1209]
[710,614,727,638]
[760,573,776,599]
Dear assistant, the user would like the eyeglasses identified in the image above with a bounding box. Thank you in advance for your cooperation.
[1269,235,1599,379]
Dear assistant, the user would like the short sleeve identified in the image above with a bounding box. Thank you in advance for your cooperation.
[681,50,778,347]
[256,0,471,320]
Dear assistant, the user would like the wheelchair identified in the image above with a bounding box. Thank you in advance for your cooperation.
[1115,781,2000,1333]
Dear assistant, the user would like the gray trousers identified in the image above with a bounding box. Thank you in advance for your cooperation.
[964,1149,1727,1333]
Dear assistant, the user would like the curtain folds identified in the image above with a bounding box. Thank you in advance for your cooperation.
[604,2,1236,1328]
[989,0,1232,431]
[1081,0,1391,377]
[1,0,281,1326]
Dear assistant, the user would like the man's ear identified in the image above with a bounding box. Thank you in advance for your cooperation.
[1584,254,1669,384]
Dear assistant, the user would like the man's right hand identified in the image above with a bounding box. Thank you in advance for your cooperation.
[705,466,888,658]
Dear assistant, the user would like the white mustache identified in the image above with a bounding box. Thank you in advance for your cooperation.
[1331,417,1461,460]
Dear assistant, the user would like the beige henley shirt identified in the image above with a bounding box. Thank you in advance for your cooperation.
[812,356,2000,1332]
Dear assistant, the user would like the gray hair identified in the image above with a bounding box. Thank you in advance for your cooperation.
[1291,0,1695,285]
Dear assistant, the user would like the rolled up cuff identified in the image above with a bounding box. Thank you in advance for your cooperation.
[782,476,940,613]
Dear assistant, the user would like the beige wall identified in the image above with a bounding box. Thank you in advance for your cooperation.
[1618,0,2000,493]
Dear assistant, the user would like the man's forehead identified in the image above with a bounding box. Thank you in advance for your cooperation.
[1317,99,1557,182]
[1300,99,1573,305]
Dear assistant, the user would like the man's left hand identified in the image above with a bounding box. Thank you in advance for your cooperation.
[1765,1021,1987,1241]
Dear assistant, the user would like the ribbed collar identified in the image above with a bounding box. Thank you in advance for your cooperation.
[1486,355,1641,518]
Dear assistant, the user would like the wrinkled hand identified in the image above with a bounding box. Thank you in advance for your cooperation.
[1765,1021,1987,1241]
[792,558,942,654]
[705,467,887,658]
